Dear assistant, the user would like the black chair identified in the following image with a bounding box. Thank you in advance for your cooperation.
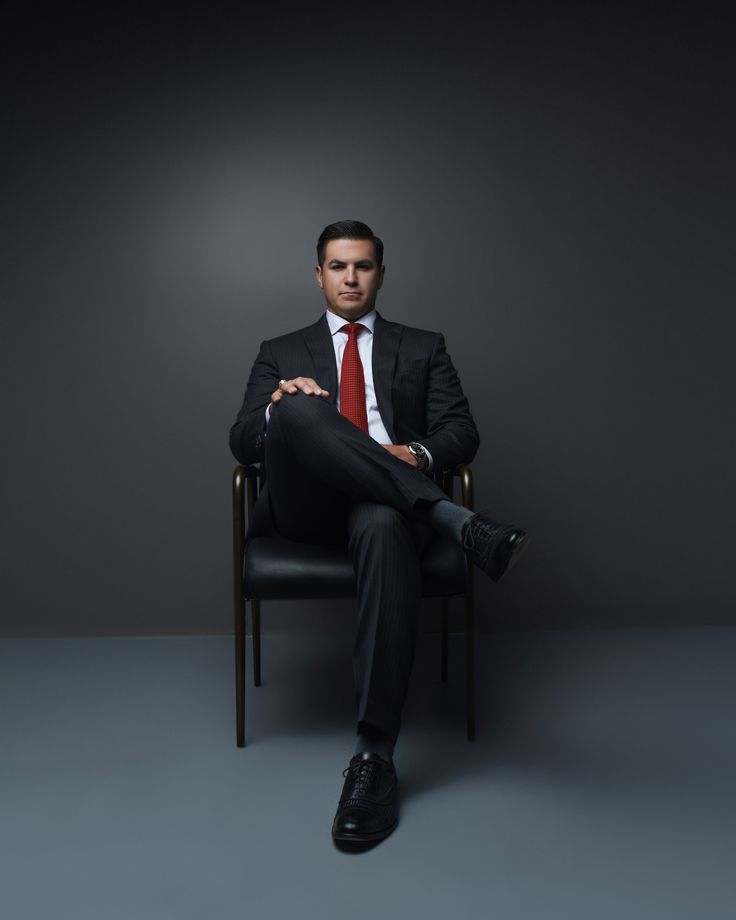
[232,464,477,747]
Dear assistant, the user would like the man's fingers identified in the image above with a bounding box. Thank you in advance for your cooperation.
[381,444,416,466]
[295,377,322,395]
[280,377,329,397]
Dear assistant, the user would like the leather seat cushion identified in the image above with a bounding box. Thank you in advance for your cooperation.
[244,534,467,599]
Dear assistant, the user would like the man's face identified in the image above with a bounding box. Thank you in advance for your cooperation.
[315,238,385,321]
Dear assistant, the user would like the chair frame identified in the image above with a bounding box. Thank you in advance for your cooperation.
[232,464,476,747]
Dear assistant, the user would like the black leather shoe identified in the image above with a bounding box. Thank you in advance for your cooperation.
[331,752,398,844]
[462,512,529,582]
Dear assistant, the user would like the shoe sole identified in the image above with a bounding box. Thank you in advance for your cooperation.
[332,818,398,844]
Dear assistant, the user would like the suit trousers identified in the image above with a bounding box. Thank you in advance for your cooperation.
[264,392,450,741]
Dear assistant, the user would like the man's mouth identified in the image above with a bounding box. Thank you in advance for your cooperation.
[340,292,361,297]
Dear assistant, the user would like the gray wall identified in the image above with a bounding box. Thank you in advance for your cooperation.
[2,4,734,636]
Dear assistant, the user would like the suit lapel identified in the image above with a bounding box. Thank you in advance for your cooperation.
[372,312,401,443]
[303,315,338,405]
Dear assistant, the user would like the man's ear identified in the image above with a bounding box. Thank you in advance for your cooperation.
[315,264,324,289]
[378,264,385,288]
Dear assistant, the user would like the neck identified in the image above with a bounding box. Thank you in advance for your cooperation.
[327,305,375,322]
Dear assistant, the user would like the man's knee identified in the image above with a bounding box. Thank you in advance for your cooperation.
[270,391,330,435]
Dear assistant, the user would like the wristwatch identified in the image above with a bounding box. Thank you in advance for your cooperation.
[407,442,429,472]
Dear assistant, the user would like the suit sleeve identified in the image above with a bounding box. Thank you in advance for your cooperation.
[229,339,281,466]
[419,334,480,475]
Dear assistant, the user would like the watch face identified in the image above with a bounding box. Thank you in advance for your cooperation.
[409,443,426,467]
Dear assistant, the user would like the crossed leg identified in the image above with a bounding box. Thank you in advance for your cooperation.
[264,393,439,736]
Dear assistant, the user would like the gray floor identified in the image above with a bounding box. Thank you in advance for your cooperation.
[2,627,735,920]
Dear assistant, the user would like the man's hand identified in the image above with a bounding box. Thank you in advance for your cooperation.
[270,377,330,410]
[381,444,418,467]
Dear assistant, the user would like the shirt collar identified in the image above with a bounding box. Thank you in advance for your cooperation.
[325,308,376,337]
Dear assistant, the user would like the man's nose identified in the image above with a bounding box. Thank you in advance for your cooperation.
[345,267,358,285]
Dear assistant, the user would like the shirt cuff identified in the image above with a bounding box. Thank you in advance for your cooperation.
[418,443,434,473]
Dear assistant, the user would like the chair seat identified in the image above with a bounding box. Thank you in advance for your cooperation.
[244,534,467,600]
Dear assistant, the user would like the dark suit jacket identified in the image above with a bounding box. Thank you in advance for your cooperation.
[229,312,480,479]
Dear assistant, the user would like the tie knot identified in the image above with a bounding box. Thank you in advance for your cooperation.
[340,323,366,339]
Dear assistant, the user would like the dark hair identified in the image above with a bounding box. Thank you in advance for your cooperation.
[316,220,384,267]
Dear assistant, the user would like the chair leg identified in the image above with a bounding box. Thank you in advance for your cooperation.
[252,598,262,687]
[441,598,449,683]
[465,579,476,741]
[235,598,245,747]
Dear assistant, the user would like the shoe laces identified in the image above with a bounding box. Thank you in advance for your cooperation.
[462,522,477,553]
[342,758,380,798]
[463,515,502,554]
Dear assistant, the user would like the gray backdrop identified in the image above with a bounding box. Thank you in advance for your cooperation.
[2,3,734,636]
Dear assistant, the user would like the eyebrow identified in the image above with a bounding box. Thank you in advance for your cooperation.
[328,259,375,267]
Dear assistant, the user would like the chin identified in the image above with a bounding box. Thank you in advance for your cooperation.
[333,304,367,320]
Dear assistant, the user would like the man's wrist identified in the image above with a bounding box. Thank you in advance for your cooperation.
[407,442,429,472]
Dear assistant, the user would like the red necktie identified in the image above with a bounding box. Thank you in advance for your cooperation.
[339,323,369,433]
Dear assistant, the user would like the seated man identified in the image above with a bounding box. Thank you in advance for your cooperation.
[229,219,528,846]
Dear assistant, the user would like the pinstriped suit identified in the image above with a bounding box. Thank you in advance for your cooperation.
[229,311,480,739]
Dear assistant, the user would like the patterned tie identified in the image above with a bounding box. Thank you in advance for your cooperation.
[339,323,369,433]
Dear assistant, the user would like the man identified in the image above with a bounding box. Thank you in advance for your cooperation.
[229,220,528,846]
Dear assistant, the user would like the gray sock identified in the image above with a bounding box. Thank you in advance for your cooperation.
[424,499,474,543]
